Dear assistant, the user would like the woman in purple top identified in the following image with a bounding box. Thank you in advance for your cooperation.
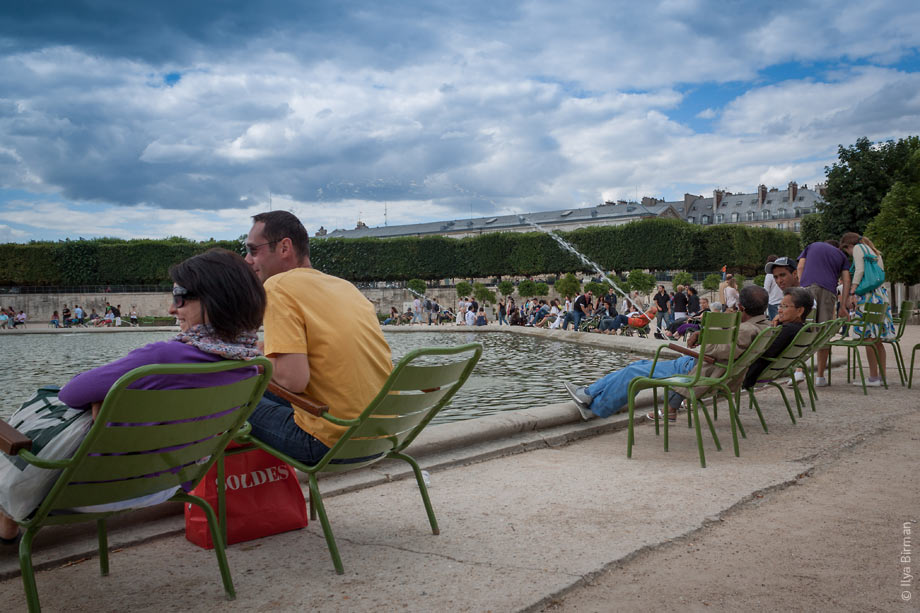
[0,248,266,542]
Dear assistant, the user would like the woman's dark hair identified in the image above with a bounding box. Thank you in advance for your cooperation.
[169,248,266,341]
[687,286,697,295]
[783,287,813,320]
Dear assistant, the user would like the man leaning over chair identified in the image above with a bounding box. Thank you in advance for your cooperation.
[244,211,393,465]
[564,285,770,422]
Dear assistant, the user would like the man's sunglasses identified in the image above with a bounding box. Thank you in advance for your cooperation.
[172,285,196,308]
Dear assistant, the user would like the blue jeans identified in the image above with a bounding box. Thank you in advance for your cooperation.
[246,392,332,465]
[584,356,695,418]
[562,310,583,330]
[767,303,778,321]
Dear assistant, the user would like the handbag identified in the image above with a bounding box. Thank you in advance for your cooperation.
[851,244,885,295]
[184,444,308,549]
[0,387,93,521]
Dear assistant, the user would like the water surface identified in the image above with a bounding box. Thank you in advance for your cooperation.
[0,330,632,423]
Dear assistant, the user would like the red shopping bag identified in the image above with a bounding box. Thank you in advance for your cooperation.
[185,446,307,549]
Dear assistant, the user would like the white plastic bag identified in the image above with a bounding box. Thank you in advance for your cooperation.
[0,388,93,521]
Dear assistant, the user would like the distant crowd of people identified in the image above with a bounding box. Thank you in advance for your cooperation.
[51,303,138,328]
[0,307,27,329]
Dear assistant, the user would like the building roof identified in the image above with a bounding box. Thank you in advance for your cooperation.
[323,201,679,239]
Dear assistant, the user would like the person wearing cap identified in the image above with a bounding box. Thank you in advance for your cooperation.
[797,241,851,386]
[765,256,799,291]
[763,255,784,320]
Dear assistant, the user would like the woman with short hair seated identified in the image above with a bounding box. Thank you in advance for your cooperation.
[742,287,813,389]
[0,249,266,544]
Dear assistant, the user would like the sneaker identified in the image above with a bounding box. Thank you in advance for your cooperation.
[563,382,594,421]
[814,376,828,387]
[852,378,882,387]
[787,371,806,387]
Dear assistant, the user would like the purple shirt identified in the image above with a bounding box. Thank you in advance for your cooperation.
[798,242,850,293]
[59,340,256,409]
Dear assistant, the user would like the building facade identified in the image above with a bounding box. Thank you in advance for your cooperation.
[322,181,822,239]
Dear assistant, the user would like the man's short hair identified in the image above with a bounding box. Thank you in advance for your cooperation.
[252,211,310,262]
[739,285,768,316]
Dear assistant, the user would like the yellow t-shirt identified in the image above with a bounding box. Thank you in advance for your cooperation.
[263,267,392,447]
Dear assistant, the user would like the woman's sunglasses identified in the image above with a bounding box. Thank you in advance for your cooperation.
[172,285,196,308]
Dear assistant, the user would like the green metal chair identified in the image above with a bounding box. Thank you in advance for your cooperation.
[225,343,482,574]
[884,300,914,385]
[626,311,740,468]
[0,358,272,613]
[910,343,920,389]
[826,303,889,394]
[791,318,843,414]
[742,322,827,431]
[701,326,783,444]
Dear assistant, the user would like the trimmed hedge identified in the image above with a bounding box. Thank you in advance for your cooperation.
[0,219,800,286]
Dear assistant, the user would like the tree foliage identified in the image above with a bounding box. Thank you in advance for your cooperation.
[627,269,656,295]
[407,278,427,296]
[753,274,766,287]
[554,273,581,298]
[584,281,609,298]
[516,279,538,297]
[534,282,549,297]
[472,282,496,305]
[497,280,515,296]
[866,149,920,285]
[702,273,721,293]
[455,281,472,298]
[818,136,920,239]
[671,271,693,288]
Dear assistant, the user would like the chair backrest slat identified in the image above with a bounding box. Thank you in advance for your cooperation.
[755,323,822,380]
[370,386,453,416]
[389,360,470,391]
[32,358,271,521]
[311,344,482,471]
[51,464,204,509]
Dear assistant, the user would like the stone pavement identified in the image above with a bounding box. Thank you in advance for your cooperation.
[0,327,917,612]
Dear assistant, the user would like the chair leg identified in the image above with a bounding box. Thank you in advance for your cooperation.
[179,493,236,599]
[869,343,888,389]
[627,388,638,458]
[791,382,805,418]
[217,455,227,547]
[768,383,797,425]
[97,519,109,576]
[689,394,707,468]
[724,392,740,457]
[854,346,868,395]
[748,389,769,433]
[910,345,918,389]
[309,491,317,521]
[731,392,747,440]
[308,474,344,575]
[890,341,906,386]
[390,452,439,535]
[697,398,721,452]
[19,527,41,613]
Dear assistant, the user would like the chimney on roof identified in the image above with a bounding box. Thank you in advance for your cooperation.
[641,196,659,207]
[758,184,767,209]
[788,181,798,203]
[684,193,697,211]
[315,226,327,237]
[616,199,627,205]
[713,189,724,216]
[816,182,827,197]
[356,220,368,229]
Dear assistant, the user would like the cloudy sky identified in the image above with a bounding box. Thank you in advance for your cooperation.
[1,0,918,242]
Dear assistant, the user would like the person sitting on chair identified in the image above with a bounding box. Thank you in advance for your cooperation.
[0,249,266,544]
[564,286,769,422]
[243,211,393,466]
[742,287,813,389]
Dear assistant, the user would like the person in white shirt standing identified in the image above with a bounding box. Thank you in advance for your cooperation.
[763,255,784,321]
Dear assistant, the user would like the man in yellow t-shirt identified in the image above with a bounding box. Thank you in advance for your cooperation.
[244,211,392,464]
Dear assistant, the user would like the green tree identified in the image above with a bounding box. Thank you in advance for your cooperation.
[473,282,496,305]
[671,271,693,288]
[516,279,538,297]
[733,273,746,288]
[753,274,766,287]
[584,281,608,298]
[554,272,581,298]
[497,280,515,297]
[866,149,920,285]
[407,278,427,296]
[627,269,656,296]
[798,213,828,247]
[534,282,549,297]
[702,273,721,297]
[455,281,472,298]
[819,135,920,238]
